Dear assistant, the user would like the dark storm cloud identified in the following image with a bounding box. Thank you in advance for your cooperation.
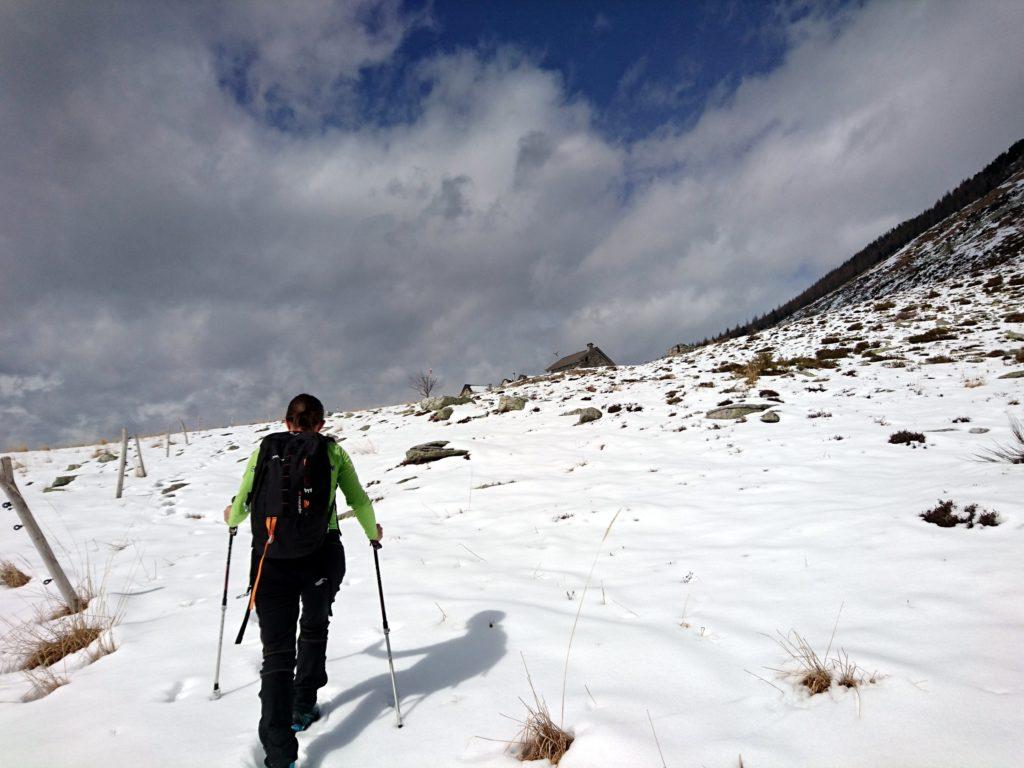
[1,0,1023,447]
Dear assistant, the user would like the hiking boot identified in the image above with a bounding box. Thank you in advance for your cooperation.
[263,759,296,768]
[291,704,321,732]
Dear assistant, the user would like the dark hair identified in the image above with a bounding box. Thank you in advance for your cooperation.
[286,393,325,431]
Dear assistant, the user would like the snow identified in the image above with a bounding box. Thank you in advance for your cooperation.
[2,262,1022,767]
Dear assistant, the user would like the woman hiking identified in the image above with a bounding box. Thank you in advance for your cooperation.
[224,393,382,768]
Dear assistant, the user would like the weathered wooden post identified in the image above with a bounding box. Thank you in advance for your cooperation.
[133,434,147,478]
[0,457,83,612]
[115,428,128,499]
[165,427,170,458]
[180,419,190,445]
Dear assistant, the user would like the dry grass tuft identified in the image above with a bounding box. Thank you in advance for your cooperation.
[978,416,1024,464]
[22,665,70,701]
[511,657,574,765]
[19,610,112,670]
[0,560,31,588]
[774,630,833,694]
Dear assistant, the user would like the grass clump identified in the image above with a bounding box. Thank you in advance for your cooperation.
[977,416,1024,464]
[1,560,31,588]
[510,658,574,765]
[889,430,925,445]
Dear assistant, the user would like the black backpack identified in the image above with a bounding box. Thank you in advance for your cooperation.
[248,431,334,559]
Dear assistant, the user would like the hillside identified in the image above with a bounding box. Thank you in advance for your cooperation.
[692,138,1024,345]
[1,257,1022,767]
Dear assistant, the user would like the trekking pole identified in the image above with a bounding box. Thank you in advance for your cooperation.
[212,526,237,699]
[372,541,404,728]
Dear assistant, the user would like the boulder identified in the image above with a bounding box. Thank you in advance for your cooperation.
[998,370,1024,379]
[496,395,528,413]
[760,411,780,423]
[562,407,602,425]
[706,404,771,420]
[96,451,118,463]
[420,395,473,412]
[402,441,470,465]
[969,427,991,434]
[429,406,454,422]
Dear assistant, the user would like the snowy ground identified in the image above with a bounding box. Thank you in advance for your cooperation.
[1,264,1022,768]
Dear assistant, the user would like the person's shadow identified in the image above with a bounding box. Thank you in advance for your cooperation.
[301,610,507,766]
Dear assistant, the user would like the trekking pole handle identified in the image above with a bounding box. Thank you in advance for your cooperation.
[373,545,389,631]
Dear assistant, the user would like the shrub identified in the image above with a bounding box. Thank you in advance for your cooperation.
[906,327,957,343]
[0,560,31,588]
[815,347,852,360]
[889,430,925,445]
[874,300,896,311]
[741,351,778,385]
[920,499,1001,528]
[1003,312,1024,323]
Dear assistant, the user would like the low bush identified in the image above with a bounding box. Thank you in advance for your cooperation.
[889,430,925,445]
[1002,312,1024,322]
[906,327,957,343]
[920,499,1000,528]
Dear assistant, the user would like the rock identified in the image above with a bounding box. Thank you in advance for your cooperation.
[359,424,371,431]
[760,411,780,423]
[998,370,1024,379]
[969,427,991,434]
[562,407,602,425]
[420,395,474,412]
[706,404,771,420]
[402,441,470,465]
[96,451,118,463]
[429,406,454,422]
[44,475,76,492]
[65,463,81,471]
[496,395,528,413]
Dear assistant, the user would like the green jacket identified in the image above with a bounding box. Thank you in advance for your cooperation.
[227,438,378,540]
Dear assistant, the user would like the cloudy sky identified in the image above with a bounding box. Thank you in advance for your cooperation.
[1,0,1022,447]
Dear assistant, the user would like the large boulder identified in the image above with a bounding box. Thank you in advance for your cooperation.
[706,403,771,420]
[429,406,454,422]
[420,395,473,412]
[562,407,602,425]
[496,395,528,413]
[760,411,780,423]
[402,441,470,465]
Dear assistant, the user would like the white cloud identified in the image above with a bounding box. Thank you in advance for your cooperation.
[0,0,1022,446]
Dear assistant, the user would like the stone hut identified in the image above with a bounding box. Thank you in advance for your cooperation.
[545,343,616,374]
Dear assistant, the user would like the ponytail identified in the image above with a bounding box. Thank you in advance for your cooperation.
[286,393,325,431]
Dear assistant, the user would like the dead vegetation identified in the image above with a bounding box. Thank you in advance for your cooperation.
[0,560,31,588]
[769,607,873,696]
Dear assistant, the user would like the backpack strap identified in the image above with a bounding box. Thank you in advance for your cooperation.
[234,516,277,644]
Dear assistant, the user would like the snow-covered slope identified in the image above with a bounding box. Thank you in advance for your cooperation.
[794,165,1024,318]
[2,261,1022,768]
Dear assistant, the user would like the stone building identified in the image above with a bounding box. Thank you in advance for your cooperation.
[545,343,616,374]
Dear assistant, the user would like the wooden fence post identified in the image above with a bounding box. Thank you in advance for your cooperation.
[0,457,83,612]
[115,428,128,499]
[165,428,170,458]
[180,419,190,445]
[133,434,147,478]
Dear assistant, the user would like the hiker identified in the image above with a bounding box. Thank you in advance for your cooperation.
[224,393,382,768]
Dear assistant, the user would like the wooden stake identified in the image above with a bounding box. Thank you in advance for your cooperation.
[180,419,190,445]
[0,457,82,613]
[165,428,170,458]
[115,428,128,499]
[133,434,147,478]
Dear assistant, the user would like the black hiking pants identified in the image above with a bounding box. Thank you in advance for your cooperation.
[254,531,346,767]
